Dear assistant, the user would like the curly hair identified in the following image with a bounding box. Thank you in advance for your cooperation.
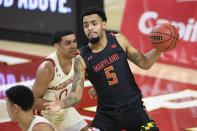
[81,7,107,22]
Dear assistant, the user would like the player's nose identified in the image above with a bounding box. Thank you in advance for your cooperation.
[88,24,94,31]
[71,42,77,49]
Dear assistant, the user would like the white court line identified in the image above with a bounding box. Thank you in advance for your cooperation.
[0,79,35,91]
[0,99,9,123]
[0,113,93,123]
[0,99,5,103]
[0,118,11,123]
[129,62,197,85]
[84,80,92,87]
[0,116,93,123]
[105,0,122,4]
[0,54,31,65]
[176,0,197,2]
[185,127,197,130]
[0,80,92,92]
[82,115,94,121]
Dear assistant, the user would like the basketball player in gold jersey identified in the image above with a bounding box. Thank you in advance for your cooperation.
[32,29,88,131]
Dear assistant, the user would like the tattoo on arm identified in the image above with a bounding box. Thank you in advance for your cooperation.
[62,94,78,108]
[127,53,140,65]
[62,56,85,108]
[72,57,84,92]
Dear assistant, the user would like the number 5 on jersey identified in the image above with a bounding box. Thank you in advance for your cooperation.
[104,66,118,86]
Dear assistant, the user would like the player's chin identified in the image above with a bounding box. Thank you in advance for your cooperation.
[88,34,97,39]
[70,50,77,55]
[71,52,77,57]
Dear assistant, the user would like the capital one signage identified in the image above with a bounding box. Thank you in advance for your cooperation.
[121,0,197,69]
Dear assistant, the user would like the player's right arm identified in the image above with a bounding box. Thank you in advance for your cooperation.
[32,61,54,110]
[62,55,86,107]
[116,33,161,70]
[44,55,86,113]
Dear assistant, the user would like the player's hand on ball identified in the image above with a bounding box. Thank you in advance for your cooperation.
[150,23,179,52]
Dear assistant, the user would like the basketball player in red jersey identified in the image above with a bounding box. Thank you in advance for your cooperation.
[44,8,161,130]
[32,29,88,131]
[6,85,56,131]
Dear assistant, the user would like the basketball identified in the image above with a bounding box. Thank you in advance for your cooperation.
[150,23,179,52]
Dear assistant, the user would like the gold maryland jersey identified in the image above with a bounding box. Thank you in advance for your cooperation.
[27,115,56,131]
[40,51,84,130]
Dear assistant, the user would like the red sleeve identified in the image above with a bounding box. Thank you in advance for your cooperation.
[43,58,56,66]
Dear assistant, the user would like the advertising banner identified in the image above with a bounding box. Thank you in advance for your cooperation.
[121,0,197,131]
[121,0,197,69]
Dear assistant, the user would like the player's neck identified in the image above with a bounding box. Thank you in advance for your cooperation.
[89,33,107,53]
[57,51,72,65]
[56,51,73,75]
[18,111,35,131]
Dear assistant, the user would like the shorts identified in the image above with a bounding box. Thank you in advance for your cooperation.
[90,101,159,131]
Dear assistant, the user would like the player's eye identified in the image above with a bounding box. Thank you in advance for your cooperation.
[92,22,97,26]
[73,39,77,43]
[84,24,88,28]
[65,41,71,45]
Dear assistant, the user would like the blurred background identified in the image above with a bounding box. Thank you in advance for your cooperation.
[0,0,197,131]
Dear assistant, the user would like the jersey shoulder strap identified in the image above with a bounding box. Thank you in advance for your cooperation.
[106,32,119,46]
[80,45,91,69]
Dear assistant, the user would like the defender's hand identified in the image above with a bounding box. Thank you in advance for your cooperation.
[89,87,97,99]
[43,95,64,113]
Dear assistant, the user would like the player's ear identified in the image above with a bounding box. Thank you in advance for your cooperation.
[54,43,59,49]
[13,104,20,113]
[102,21,107,30]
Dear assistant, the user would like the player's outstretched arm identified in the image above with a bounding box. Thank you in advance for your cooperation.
[116,33,161,70]
[44,55,86,113]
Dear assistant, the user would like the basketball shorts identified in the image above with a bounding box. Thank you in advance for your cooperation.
[90,100,159,131]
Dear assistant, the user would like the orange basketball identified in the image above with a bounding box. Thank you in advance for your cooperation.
[150,23,179,52]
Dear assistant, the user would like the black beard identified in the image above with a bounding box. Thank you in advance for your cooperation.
[89,37,100,44]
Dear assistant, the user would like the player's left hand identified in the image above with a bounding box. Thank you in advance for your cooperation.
[43,94,63,113]
[89,87,97,99]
